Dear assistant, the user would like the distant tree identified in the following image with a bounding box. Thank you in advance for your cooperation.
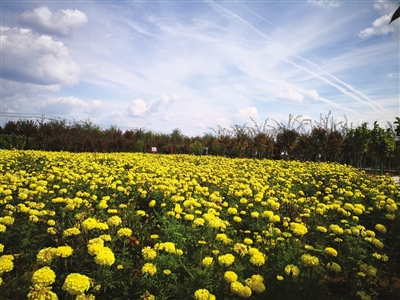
[370,122,396,175]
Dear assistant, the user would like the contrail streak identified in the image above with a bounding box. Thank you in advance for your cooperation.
[204,0,391,118]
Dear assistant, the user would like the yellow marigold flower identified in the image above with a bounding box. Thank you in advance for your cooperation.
[356,291,371,300]
[76,294,96,300]
[47,227,57,235]
[202,256,214,267]
[117,264,124,270]
[327,262,342,273]
[94,247,115,266]
[0,256,14,275]
[163,242,176,254]
[194,288,216,300]
[249,252,266,266]
[140,290,155,300]
[227,207,238,215]
[87,238,104,256]
[29,215,39,223]
[360,264,377,277]
[276,275,284,281]
[96,222,109,230]
[375,224,387,234]
[230,281,252,298]
[371,238,384,249]
[150,234,159,239]
[56,246,74,258]
[117,228,132,237]
[82,218,97,231]
[290,222,308,236]
[47,219,56,226]
[100,234,112,242]
[243,238,253,245]
[149,200,156,207]
[301,254,319,267]
[142,247,157,260]
[329,224,344,235]
[37,247,57,265]
[193,218,205,226]
[218,253,235,267]
[142,263,157,276]
[251,212,260,218]
[233,243,248,256]
[62,273,91,295]
[63,227,81,237]
[224,270,238,283]
[136,210,146,217]
[184,214,195,221]
[233,216,242,223]
[325,247,338,257]
[284,264,300,277]
[31,266,56,286]
[106,216,122,226]
[0,216,14,226]
[27,285,58,300]
[245,275,265,293]
[163,269,171,275]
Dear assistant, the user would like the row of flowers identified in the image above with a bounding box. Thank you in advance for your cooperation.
[0,150,399,299]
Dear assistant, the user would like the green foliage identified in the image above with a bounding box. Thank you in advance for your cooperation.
[190,140,204,156]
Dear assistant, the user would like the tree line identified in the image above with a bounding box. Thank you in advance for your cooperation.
[1,112,399,174]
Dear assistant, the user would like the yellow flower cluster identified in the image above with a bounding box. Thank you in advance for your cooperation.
[0,255,14,275]
[194,288,216,300]
[142,262,157,276]
[218,253,235,267]
[301,254,319,267]
[62,273,91,295]
[27,285,58,300]
[31,266,56,286]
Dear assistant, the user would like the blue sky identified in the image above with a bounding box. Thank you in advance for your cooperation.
[1,0,399,136]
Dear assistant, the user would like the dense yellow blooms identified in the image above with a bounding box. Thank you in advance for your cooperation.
[1,150,399,299]
[62,273,91,295]
[31,266,56,286]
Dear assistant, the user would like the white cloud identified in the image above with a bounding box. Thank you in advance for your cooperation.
[307,0,341,8]
[1,27,80,86]
[18,6,88,37]
[127,99,148,117]
[306,90,320,101]
[232,106,260,125]
[36,96,87,115]
[126,94,174,118]
[374,0,396,14]
[387,72,399,79]
[359,14,394,38]
[276,89,304,103]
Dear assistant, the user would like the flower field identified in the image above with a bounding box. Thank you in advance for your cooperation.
[0,150,399,300]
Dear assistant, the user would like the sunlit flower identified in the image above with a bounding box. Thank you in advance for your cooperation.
[375,224,387,234]
[202,256,214,267]
[31,266,56,286]
[142,263,157,276]
[56,246,74,258]
[117,227,132,237]
[301,254,319,267]
[27,285,58,300]
[142,247,157,260]
[284,264,300,277]
[224,270,238,283]
[94,247,115,266]
[325,247,338,257]
[62,273,91,295]
[218,253,235,267]
[194,288,216,300]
